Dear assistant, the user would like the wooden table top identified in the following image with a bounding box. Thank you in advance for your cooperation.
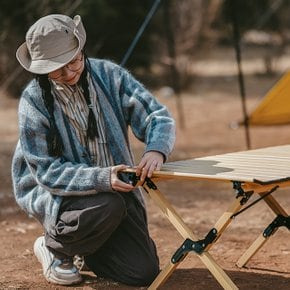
[153,145,290,184]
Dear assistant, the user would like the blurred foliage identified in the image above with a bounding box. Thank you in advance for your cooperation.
[0,0,153,65]
[1,0,290,97]
[78,0,153,66]
[220,0,290,50]
[0,0,156,95]
[222,0,290,32]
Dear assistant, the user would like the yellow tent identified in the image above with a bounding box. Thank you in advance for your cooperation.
[248,71,290,125]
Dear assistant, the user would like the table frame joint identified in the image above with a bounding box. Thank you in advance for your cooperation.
[171,228,218,263]
[232,181,253,205]
[263,215,290,237]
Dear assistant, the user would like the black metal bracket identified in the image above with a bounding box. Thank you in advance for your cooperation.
[232,181,253,205]
[171,228,218,264]
[117,171,139,186]
[231,185,279,219]
[263,215,290,237]
[117,171,157,190]
[144,177,157,190]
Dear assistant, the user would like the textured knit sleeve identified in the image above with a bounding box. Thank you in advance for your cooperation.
[118,66,176,160]
[17,83,113,196]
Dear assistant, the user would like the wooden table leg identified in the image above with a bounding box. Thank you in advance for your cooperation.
[143,182,239,289]
[236,192,288,268]
[148,257,186,290]
[236,232,274,268]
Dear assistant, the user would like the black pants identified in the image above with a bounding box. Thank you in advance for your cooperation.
[45,192,159,286]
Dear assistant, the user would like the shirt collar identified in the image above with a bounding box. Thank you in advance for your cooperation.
[50,80,81,104]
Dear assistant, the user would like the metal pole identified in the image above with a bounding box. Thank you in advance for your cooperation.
[121,0,161,67]
[231,0,251,149]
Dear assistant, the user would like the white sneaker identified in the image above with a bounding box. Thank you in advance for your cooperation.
[33,236,82,285]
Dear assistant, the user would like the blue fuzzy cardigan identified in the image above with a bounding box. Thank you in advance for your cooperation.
[11,58,175,235]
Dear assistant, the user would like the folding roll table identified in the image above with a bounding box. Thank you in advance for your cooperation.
[123,144,290,289]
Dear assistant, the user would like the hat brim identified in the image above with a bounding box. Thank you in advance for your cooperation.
[16,43,81,74]
[16,15,86,75]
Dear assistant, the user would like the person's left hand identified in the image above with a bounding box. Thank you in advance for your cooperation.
[136,151,164,182]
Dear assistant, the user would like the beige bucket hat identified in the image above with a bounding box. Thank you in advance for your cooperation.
[16,14,86,74]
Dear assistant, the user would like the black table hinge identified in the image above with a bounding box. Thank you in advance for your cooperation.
[232,181,253,205]
[117,171,139,186]
[263,215,290,237]
[144,177,157,190]
[118,172,158,190]
[171,228,218,264]
[231,185,279,219]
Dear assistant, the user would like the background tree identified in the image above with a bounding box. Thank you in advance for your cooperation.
[0,0,155,96]
[1,0,290,97]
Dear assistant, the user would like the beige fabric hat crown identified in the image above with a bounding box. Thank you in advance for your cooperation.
[16,14,86,74]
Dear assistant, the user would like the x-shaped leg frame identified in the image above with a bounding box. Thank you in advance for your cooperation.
[120,170,289,289]
[141,178,252,290]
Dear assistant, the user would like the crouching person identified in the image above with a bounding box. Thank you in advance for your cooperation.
[12,14,175,286]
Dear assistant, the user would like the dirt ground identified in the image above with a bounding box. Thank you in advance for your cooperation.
[1,45,290,289]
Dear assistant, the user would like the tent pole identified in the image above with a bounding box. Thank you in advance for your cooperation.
[162,0,185,129]
[120,0,161,67]
[231,0,251,149]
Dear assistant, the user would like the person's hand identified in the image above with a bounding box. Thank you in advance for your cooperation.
[111,164,134,192]
[136,151,164,182]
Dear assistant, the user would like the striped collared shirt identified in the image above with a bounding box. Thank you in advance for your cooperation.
[51,76,114,167]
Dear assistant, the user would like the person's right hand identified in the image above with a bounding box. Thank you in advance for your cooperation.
[110,164,135,192]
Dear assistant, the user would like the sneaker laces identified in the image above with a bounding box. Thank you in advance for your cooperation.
[58,258,74,270]
[73,255,89,271]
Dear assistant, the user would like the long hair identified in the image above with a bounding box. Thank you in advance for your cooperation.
[37,74,64,157]
[37,55,98,157]
[79,56,98,140]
